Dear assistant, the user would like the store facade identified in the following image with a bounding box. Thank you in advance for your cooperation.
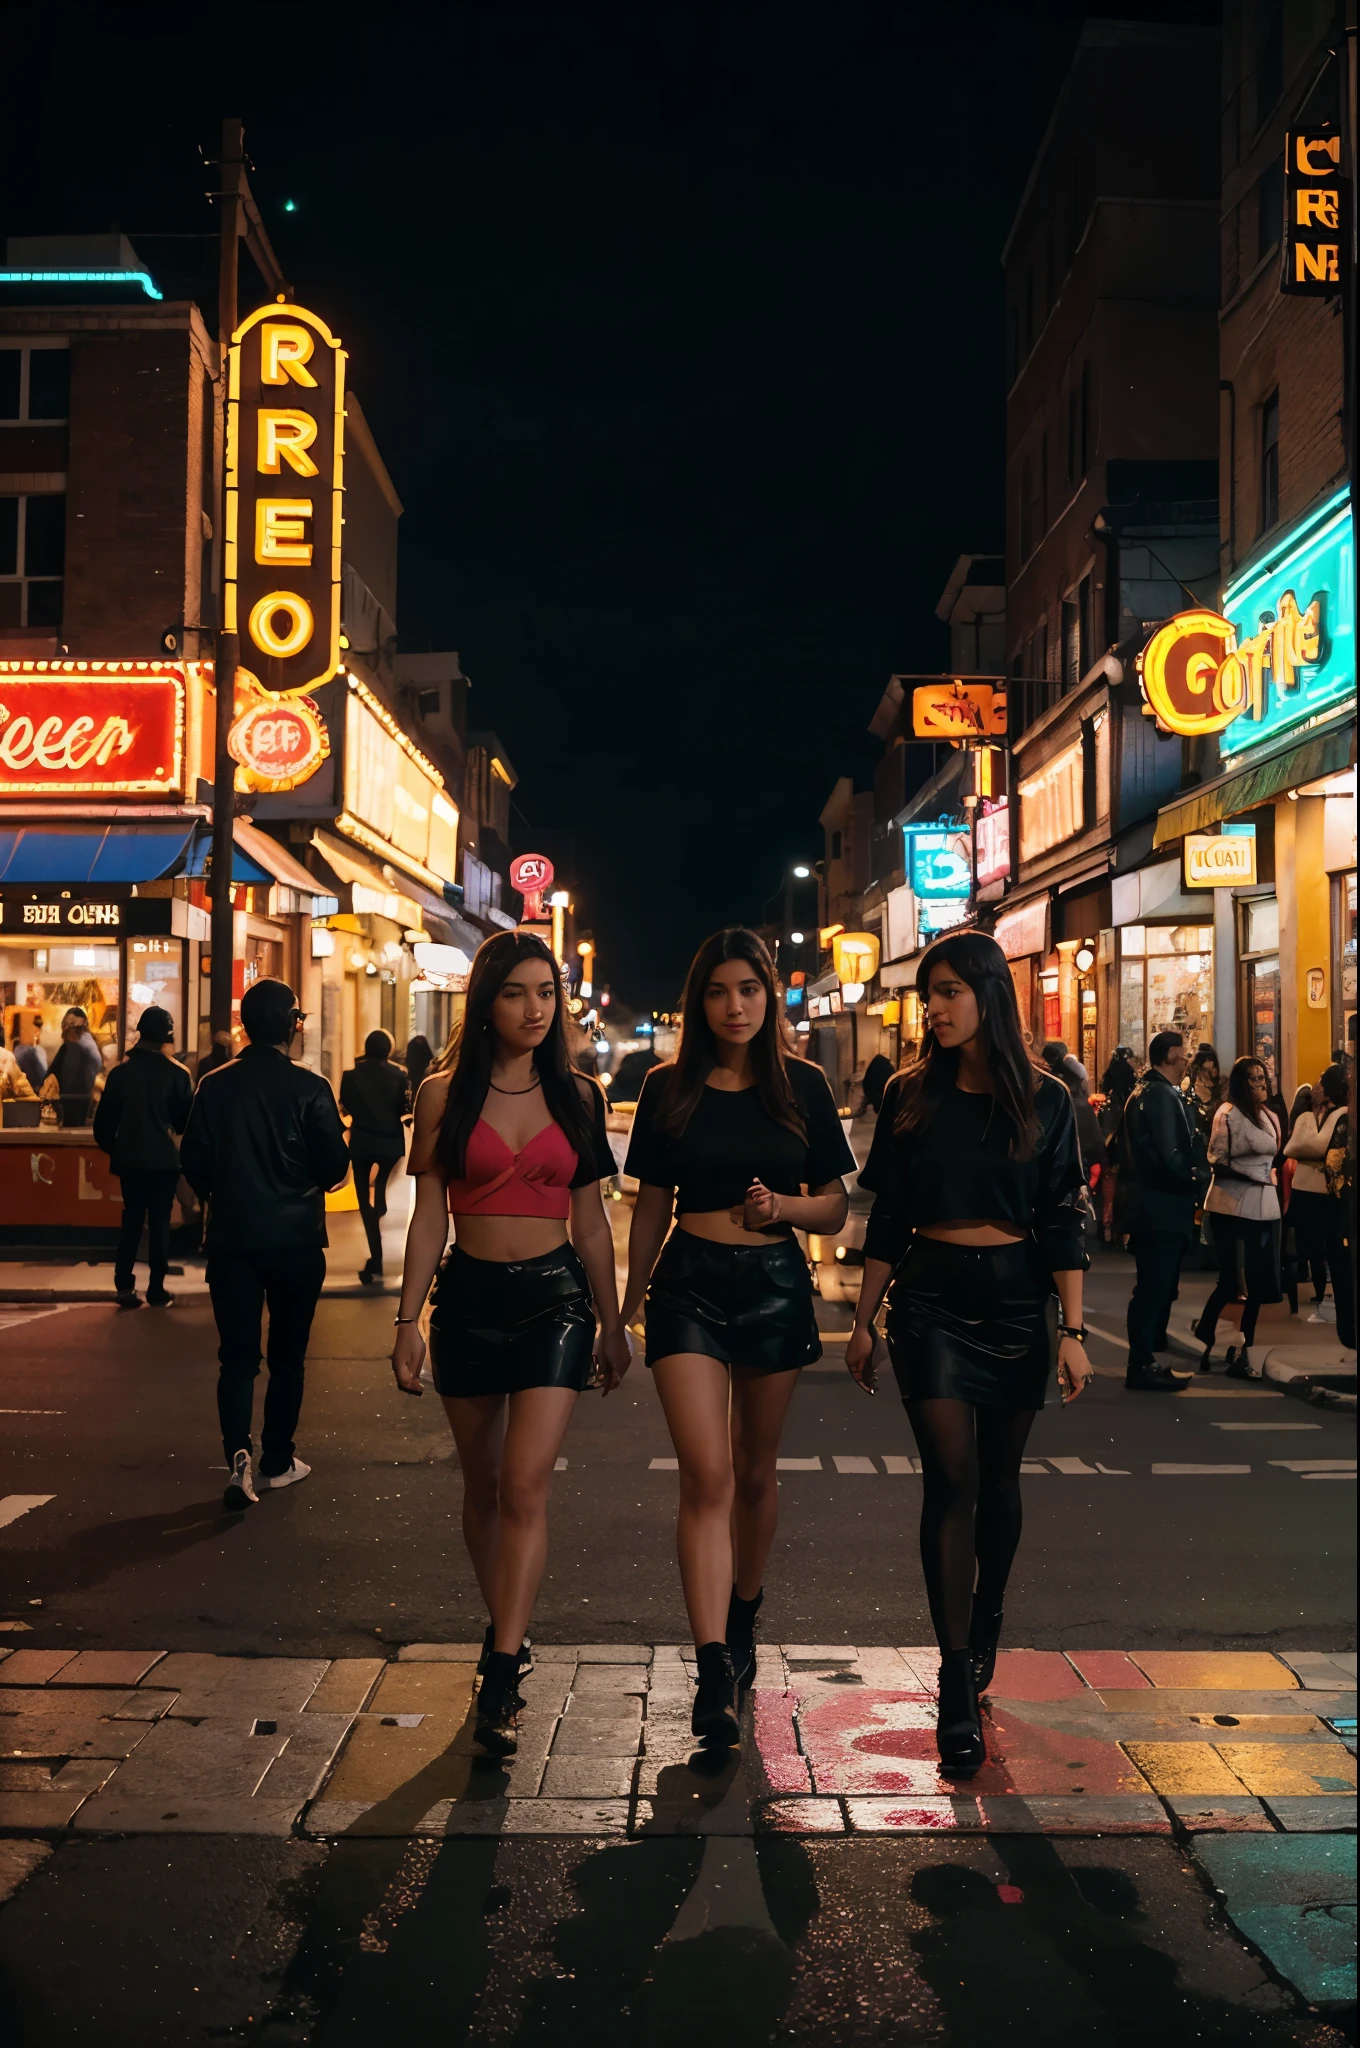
[1146,487,1355,1097]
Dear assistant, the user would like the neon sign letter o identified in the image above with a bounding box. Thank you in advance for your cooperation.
[248,591,314,659]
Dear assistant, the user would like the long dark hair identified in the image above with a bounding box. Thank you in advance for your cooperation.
[1226,1055,1272,1129]
[655,927,805,1139]
[435,932,595,1179]
[1101,1046,1139,1103]
[894,930,1042,1158]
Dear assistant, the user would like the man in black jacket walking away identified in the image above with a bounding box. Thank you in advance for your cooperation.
[340,1029,410,1286]
[181,980,350,1512]
[93,1006,194,1307]
[1115,1029,1202,1392]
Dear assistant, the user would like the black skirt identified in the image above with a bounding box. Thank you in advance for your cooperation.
[885,1236,1055,1409]
[644,1229,820,1374]
[428,1243,596,1398]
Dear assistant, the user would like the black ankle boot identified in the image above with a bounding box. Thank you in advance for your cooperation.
[726,1586,763,1690]
[692,1641,740,1747]
[478,1624,534,1680]
[936,1649,985,1776]
[968,1607,1004,1695]
[475,1650,522,1757]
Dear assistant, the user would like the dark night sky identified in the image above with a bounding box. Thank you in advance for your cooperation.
[3,3,1211,1007]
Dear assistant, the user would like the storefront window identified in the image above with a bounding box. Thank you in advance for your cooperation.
[1334,871,1356,1047]
[126,938,185,1049]
[1239,896,1281,1081]
[1079,976,1097,1075]
[0,940,121,1074]
[1117,924,1214,1060]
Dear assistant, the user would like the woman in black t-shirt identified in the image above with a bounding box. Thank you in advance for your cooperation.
[623,928,856,1748]
[845,932,1092,1776]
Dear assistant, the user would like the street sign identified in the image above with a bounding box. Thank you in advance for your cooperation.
[912,681,1007,740]
[226,302,347,697]
[1184,830,1257,888]
[909,829,971,899]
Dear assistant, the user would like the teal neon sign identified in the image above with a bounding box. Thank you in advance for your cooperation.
[0,270,163,301]
[1219,487,1354,759]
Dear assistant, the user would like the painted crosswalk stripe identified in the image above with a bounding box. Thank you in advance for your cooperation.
[776,1457,823,1471]
[1213,1422,1321,1431]
[1151,1464,1250,1475]
[554,1458,568,1472]
[1268,1460,1356,1473]
[883,1456,921,1475]
[0,1494,56,1530]
[649,1458,678,1470]
[1047,1456,1128,1476]
[832,1455,875,1474]
[0,1410,64,1416]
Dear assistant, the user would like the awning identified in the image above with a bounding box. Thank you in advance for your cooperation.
[1153,717,1356,846]
[231,820,338,915]
[184,828,272,887]
[312,831,421,927]
[0,821,196,885]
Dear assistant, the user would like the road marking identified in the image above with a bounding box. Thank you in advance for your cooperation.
[0,1307,72,1331]
[554,1458,568,1472]
[776,1457,822,1471]
[1269,1460,1356,1474]
[1151,1464,1250,1475]
[1301,1473,1356,1481]
[0,1410,64,1416]
[1047,1457,1109,1476]
[832,1455,875,1474]
[1083,1320,1130,1350]
[1213,1421,1322,1430]
[0,1494,56,1529]
[883,1456,921,1475]
[649,1458,678,1470]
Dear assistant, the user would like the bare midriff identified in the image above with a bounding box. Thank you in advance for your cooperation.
[451,1215,570,1263]
[918,1219,1027,1246]
[677,1208,787,1246]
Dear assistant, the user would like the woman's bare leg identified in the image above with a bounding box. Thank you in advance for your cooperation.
[652,1353,736,1644]
[441,1393,506,1609]
[729,1366,800,1599]
[489,1387,579,1654]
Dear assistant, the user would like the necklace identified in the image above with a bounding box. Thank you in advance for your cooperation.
[488,1075,542,1096]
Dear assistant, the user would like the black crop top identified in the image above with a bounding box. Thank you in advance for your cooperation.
[858,1072,1088,1272]
[625,1059,857,1216]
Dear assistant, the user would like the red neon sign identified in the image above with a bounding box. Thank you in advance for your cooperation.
[0,664,186,796]
[510,852,554,895]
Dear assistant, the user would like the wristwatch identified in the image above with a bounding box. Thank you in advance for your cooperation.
[1058,1323,1089,1343]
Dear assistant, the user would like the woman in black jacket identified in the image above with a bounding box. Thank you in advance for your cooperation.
[341,1030,411,1284]
[845,932,1091,1775]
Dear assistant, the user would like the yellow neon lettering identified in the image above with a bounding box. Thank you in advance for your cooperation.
[1295,243,1340,283]
[248,593,314,659]
[1296,134,1340,175]
[257,409,319,476]
[1296,188,1339,229]
[261,323,318,388]
[255,499,314,566]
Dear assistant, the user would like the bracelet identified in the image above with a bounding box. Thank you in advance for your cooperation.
[394,1315,418,1325]
[1058,1323,1089,1343]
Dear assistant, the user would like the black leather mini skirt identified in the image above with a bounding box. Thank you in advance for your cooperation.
[644,1229,820,1374]
[885,1236,1055,1410]
[428,1243,596,1398]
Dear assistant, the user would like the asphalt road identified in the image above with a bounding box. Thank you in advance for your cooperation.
[0,1245,1353,1660]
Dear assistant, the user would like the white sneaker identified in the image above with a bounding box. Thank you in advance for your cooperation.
[257,1458,312,1491]
[1306,1305,1335,1325]
[223,1450,258,1511]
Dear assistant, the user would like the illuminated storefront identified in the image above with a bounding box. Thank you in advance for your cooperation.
[1147,488,1356,1094]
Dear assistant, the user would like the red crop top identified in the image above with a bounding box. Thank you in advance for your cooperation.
[447,1117,594,1218]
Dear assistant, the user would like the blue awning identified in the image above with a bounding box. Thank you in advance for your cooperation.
[0,822,198,885]
[182,829,273,886]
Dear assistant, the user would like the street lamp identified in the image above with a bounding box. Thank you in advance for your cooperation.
[790,930,805,945]
[793,864,811,879]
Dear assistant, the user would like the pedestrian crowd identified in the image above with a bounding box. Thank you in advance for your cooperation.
[70,921,1355,1780]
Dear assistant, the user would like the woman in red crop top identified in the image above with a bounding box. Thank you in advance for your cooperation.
[390,933,629,1756]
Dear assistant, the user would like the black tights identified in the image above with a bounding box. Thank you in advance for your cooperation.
[906,1398,1038,1654]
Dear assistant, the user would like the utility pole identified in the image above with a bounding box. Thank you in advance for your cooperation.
[208,118,291,1043]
